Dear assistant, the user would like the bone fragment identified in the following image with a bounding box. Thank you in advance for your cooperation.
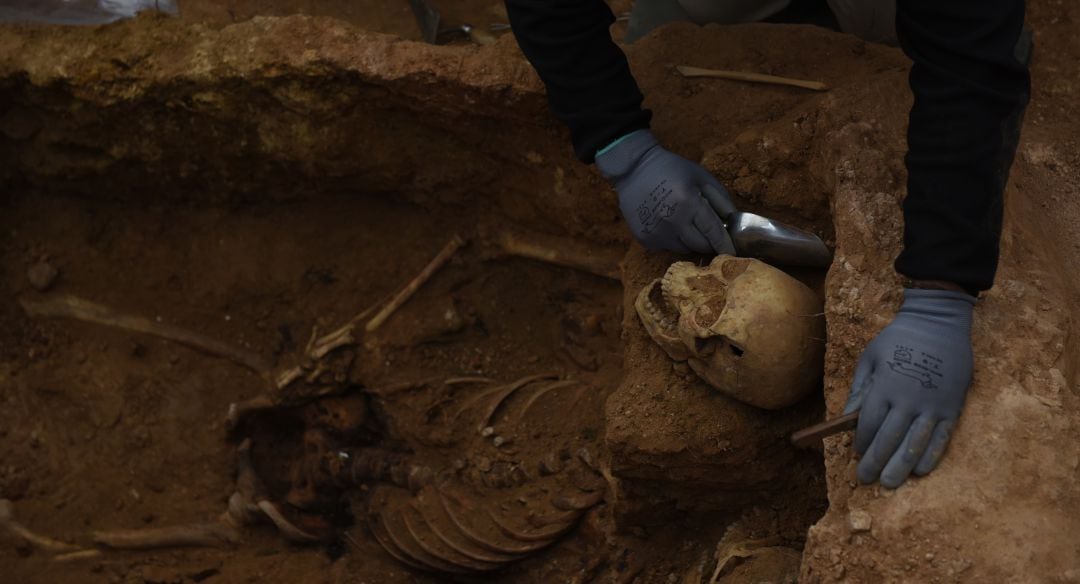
[364,376,443,397]
[551,491,604,511]
[310,323,359,360]
[451,372,559,427]
[52,549,103,562]
[334,448,435,493]
[235,439,320,542]
[401,506,502,572]
[437,489,548,555]
[256,501,319,543]
[0,499,82,554]
[386,508,476,574]
[92,522,241,550]
[677,65,829,91]
[706,536,782,584]
[443,377,495,386]
[513,380,581,423]
[487,509,576,543]
[226,395,277,429]
[413,496,520,563]
[368,511,432,571]
[495,230,620,280]
[20,295,271,378]
[366,235,465,333]
[241,235,462,415]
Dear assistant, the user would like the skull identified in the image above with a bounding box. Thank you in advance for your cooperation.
[635,256,824,409]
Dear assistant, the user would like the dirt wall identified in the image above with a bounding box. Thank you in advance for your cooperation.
[2,9,1079,584]
[0,14,627,246]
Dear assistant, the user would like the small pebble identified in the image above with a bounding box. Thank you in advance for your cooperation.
[480,426,495,437]
[848,509,872,533]
[26,261,59,292]
[539,455,563,476]
[577,448,597,469]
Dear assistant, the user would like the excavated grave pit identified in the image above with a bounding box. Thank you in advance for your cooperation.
[2,11,1079,584]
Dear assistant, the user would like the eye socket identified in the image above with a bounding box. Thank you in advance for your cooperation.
[693,338,714,356]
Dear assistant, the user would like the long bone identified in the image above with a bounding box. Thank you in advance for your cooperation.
[0,499,83,554]
[20,295,271,379]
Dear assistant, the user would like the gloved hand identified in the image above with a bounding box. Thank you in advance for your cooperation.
[595,130,736,255]
[843,288,977,488]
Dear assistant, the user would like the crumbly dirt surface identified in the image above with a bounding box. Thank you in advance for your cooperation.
[0,1,1078,583]
[174,0,634,42]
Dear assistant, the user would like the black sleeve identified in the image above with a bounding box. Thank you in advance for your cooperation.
[893,0,1030,294]
[505,0,652,162]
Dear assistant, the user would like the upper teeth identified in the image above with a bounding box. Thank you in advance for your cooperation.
[643,281,676,330]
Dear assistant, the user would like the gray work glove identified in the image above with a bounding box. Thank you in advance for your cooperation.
[843,289,977,488]
[595,130,736,255]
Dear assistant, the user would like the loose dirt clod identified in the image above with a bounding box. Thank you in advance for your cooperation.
[26,261,59,292]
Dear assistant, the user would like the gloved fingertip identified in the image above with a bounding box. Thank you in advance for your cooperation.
[879,417,935,488]
[913,452,941,477]
[845,356,875,415]
[879,471,907,490]
[653,238,692,255]
[691,207,735,256]
[701,183,737,218]
[856,458,880,484]
[678,234,711,255]
[852,398,887,455]
[914,421,955,476]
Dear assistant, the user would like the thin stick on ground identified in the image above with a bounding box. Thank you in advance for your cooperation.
[677,65,829,91]
[20,295,272,379]
[365,235,466,333]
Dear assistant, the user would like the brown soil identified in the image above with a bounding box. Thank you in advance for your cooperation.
[0,1,1077,583]
[174,0,634,42]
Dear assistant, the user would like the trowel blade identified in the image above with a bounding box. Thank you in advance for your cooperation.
[408,0,441,44]
[727,211,833,268]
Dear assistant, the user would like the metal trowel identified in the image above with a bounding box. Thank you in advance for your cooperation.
[726,211,832,268]
[408,0,441,44]
[407,0,496,45]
